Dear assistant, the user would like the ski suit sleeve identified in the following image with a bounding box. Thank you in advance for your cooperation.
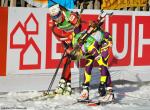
[104,32,112,47]
[53,26,72,41]
[69,12,80,27]
[48,19,54,28]
[101,32,112,51]
[49,21,72,42]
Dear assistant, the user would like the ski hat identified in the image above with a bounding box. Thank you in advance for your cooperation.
[49,4,61,19]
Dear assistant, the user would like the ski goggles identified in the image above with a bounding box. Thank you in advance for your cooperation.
[51,11,61,20]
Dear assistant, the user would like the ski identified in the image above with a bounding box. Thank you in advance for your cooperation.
[16,91,56,102]
[77,98,115,106]
[87,100,115,106]
[77,99,92,103]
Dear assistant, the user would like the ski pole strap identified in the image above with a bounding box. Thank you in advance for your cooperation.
[63,41,72,49]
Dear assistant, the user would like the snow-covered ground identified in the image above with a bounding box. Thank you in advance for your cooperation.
[0,83,150,110]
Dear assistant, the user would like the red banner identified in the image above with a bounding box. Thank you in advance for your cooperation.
[0,7,8,76]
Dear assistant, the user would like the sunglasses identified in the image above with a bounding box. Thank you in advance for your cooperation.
[51,11,61,20]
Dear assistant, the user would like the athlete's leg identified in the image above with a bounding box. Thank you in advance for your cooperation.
[78,56,94,101]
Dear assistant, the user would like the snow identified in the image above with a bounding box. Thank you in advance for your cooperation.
[0,83,150,110]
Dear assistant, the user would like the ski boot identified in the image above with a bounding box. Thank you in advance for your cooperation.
[98,86,115,103]
[77,85,89,102]
[98,83,106,97]
[63,82,72,95]
[54,79,66,95]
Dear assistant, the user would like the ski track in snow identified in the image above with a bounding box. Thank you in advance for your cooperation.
[0,84,150,110]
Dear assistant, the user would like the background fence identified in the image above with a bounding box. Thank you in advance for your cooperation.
[1,0,150,11]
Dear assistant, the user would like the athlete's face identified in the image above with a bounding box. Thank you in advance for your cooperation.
[53,15,62,23]
[52,11,62,23]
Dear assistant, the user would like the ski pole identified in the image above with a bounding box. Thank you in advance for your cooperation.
[46,48,67,93]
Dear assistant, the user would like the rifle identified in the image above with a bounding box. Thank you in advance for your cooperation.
[70,11,113,59]
[79,10,113,44]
